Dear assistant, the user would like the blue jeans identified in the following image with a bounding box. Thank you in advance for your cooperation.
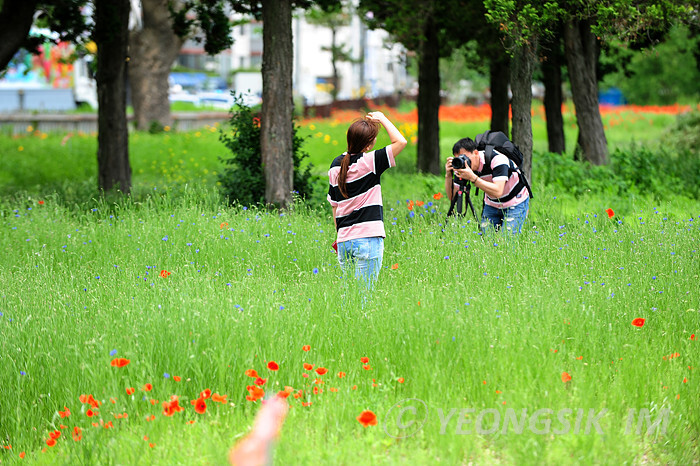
[337,237,384,290]
[481,197,529,234]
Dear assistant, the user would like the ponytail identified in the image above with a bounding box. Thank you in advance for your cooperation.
[338,153,351,198]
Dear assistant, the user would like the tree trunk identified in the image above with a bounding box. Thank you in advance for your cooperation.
[416,14,440,175]
[0,0,39,71]
[541,37,566,154]
[261,0,294,208]
[510,44,535,183]
[330,28,339,101]
[95,0,131,193]
[564,19,609,165]
[489,55,510,136]
[129,0,183,131]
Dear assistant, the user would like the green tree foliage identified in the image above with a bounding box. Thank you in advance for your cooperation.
[601,25,700,104]
[218,95,315,206]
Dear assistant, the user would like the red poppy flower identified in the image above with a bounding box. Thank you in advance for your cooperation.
[433,192,443,200]
[391,263,398,270]
[357,410,378,427]
[277,390,290,399]
[398,377,404,383]
[632,318,645,327]
[49,430,61,440]
[267,361,279,371]
[86,408,98,417]
[220,222,229,229]
[19,452,26,458]
[363,364,371,370]
[173,376,181,382]
[46,438,56,447]
[59,406,71,418]
[416,201,424,207]
[691,334,696,341]
[303,363,314,371]
[360,357,369,364]
[160,270,171,278]
[313,387,321,395]
[315,367,328,375]
[561,372,572,383]
[211,393,227,404]
[126,387,135,395]
[194,397,207,414]
[72,426,82,441]
[143,383,153,392]
[407,202,414,211]
[330,387,338,393]
[605,208,615,218]
[337,372,346,378]
[302,345,311,352]
[245,369,259,378]
[110,358,130,368]
[301,401,312,407]
[200,389,211,399]
[254,377,266,386]
[245,385,265,402]
[38,200,45,205]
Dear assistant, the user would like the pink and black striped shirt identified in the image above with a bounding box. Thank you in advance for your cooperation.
[327,146,396,243]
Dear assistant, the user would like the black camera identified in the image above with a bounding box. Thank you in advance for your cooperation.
[451,154,471,170]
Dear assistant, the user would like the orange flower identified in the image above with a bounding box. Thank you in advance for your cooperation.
[59,406,71,418]
[110,357,130,368]
[20,452,26,458]
[254,377,267,386]
[160,270,171,278]
[49,430,61,440]
[46,438,56,447]
[302,345,311,351]
[337,372,346,378]
[194,397,207,414]
[126,387,135,395]
[313,387,321,395]
[245,385,265,402]
[220,222,229,229]
[104,421,113,429]
[315,367,328,375]
[330,387,338,393]
[391,263,398,270]
[407,201,414,211]
[561,372,572,383]
[200,389,211,399]
[143,383,153,392]
[360,357,369,363]
[357,410,378,427]
[267,361,279,371]
[303,363,314,371]
[86,408,98,417]
[605,208,615,218]
[72,426,82,441]
[38,200,45,205]
[398,377,404,383]
[632,318,645,327]
[363,364,371,370]
[301,401,312,407]
[433,192,443,200]
[416,201,424,207]
[277,390,291,399]
[211,393,227,404]
[245,369,259,378]
[173,376,181,382]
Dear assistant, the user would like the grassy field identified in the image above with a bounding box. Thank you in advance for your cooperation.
[0,104,698,464]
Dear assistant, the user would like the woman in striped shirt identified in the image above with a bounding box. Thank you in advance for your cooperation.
[327,111,407,289]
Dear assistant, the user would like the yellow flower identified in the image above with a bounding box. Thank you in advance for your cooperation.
[18,146,24,151]
[323,134,331,143]
[85,41,97,54]
[26,125,33,132]
[195,132,202,137]
[309,124,316,130]
[164,125,170,132]
[40,133,48,139]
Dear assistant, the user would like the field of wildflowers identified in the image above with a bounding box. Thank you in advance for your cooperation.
[0,104,698,464]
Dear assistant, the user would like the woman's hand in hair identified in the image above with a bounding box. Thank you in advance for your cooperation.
[366,111,387,122]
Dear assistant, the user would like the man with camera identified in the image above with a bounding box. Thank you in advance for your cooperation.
[444,137,530,234]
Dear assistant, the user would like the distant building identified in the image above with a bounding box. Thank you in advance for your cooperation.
[175,8,409,105]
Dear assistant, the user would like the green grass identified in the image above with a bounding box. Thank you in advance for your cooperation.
[0,105,698,464]
[0,189,698,464]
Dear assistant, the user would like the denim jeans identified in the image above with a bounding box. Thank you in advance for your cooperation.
[337,237,384,290]
[481,197,529,234]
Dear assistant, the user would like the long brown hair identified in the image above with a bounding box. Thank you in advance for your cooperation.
[338,118,380,198]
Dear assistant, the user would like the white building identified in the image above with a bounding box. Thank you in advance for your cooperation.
[189,8,410,105]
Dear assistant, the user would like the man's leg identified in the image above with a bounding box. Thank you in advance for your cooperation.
[504,197,529,234]
[481,203,504,233]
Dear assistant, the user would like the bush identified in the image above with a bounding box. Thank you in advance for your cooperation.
[218,94,316,206]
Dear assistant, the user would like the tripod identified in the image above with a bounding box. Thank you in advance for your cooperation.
[446,176,477,220]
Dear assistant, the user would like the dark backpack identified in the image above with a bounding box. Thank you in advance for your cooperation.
[474,130,534,202]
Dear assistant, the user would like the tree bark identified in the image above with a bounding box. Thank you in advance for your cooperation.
[489,55,510,136]
[510,44,535,183]
[261,0,294,208]
[564,19,609,165]
[416,14,440,175]
[95,0,131,193]
[541,38,566,154]
[129,0,183,131]
[0,0,39,71]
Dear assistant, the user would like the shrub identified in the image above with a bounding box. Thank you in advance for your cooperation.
[218,94,315,206]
